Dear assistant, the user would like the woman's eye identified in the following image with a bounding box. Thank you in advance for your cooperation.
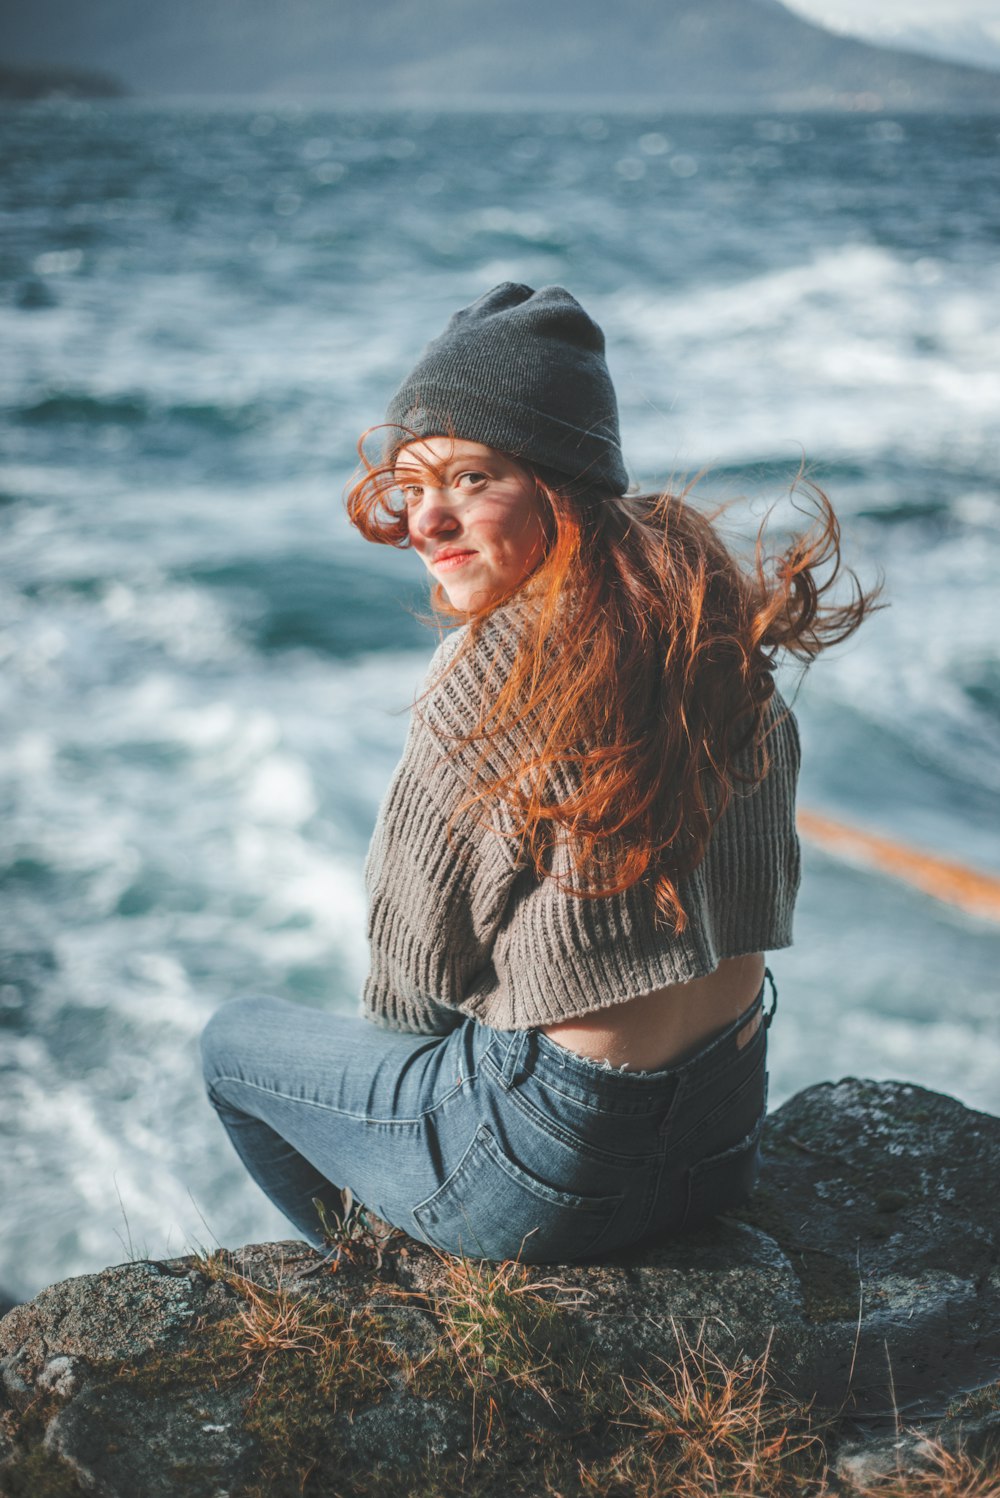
[457,471,487,488]
[399,485,423,504]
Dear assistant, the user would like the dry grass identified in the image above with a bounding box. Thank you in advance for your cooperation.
[388,1261,1000,1497]
[388,1249,594,1459]
[188,1246,235,1283]
[430,1251,587,1386]
[852,1438,1000,1498]
[574,1319,830,1498]
[948,1382,1000,1421]
[186,1244,396,1403]
[228,1271,360,1393]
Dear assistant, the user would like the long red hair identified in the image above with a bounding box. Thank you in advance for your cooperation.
[346,434,881,931]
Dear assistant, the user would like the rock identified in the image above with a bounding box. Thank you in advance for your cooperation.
[736,1077,1000,1420]
[0,1258,210,1416]
[35,1359,84,1401]
[1,1079,998,1497]
[833,1429,941,1490]
[43,1378,255,1498]
[332,1388,470,1469]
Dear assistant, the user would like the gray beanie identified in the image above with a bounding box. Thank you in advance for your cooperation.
[384,283,629,494]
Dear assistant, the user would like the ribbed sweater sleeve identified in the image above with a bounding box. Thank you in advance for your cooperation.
[362,610,801,1035]
[361,625,519,1034]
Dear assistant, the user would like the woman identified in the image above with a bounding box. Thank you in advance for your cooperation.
[201,283,874,1265]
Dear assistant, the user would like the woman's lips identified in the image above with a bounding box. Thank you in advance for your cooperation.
[434,550,478,570]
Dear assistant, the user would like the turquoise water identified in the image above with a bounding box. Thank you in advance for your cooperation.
[2,103,999,1301]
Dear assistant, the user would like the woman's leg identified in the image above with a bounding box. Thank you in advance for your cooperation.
[199,994,466,1246]
[201,1005,343,1244]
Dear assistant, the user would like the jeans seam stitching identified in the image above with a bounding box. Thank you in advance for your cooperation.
[670,1031,766,1108]
[482,1050,668,1118]
[208,1072,469,1127]
[636,1153,668,1239]
[669,1063,767,1156]
[491,1079,663,1169]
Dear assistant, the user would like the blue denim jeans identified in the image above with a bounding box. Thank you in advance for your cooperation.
[200,974,774,1265]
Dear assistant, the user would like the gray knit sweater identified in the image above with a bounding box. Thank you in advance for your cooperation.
[362,606,801,1035]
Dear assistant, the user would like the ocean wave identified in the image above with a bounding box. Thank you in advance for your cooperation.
[184,556,429,659]
[612,244,1000,473]
[17,389,267,433]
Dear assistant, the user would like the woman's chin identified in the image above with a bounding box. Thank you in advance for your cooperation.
[443,584,493,613]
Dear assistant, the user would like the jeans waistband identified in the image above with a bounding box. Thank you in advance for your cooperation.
[484,969,775,1112]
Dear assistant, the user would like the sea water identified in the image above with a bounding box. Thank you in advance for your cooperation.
[1,104,998,1302]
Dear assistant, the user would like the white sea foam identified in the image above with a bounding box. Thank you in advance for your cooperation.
[0,1030,290,1301]
[770,1007,1000,1118]
[611,245,1000,473]
[799,525,1000,808]
[241,754,317,824]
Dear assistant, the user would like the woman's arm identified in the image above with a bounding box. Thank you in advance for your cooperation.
[361,628,520,1034]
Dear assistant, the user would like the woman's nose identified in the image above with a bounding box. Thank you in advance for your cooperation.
[411,490,460,539]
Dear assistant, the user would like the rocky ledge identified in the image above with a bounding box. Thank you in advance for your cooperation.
[1,1078,998,1497]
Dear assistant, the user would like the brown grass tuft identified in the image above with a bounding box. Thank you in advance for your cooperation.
[578,1319,830,1498]
[431,1252,588,1392]
[387,1250,594,1459]
[852,1437,1000,1498]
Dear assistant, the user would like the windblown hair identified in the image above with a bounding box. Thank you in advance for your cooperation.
[346,431,881,931]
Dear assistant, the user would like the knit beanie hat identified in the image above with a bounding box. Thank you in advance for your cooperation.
[384,283,629,494]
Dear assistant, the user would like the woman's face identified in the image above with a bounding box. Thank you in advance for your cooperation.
[395,437,550,612]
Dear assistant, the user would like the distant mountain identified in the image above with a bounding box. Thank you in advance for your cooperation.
[881,20,1000,76]
[1,0,997,108]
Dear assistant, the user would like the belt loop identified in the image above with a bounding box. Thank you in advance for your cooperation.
[763,967,778,1029]
[497,1028,531,1091]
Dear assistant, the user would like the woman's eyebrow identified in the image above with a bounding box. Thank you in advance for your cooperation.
[394,454,492,484]
[443,455,495,475]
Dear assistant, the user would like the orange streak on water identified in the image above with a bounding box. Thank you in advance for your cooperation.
[797,808,1000,924]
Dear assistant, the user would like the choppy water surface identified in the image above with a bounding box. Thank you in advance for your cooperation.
[1,104,998,1300]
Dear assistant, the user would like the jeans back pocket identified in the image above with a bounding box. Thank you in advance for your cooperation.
[413,1124,624,1264]
[680,1108,766,1233]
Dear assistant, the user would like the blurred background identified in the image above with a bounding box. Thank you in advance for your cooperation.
[1,0,998,1306]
